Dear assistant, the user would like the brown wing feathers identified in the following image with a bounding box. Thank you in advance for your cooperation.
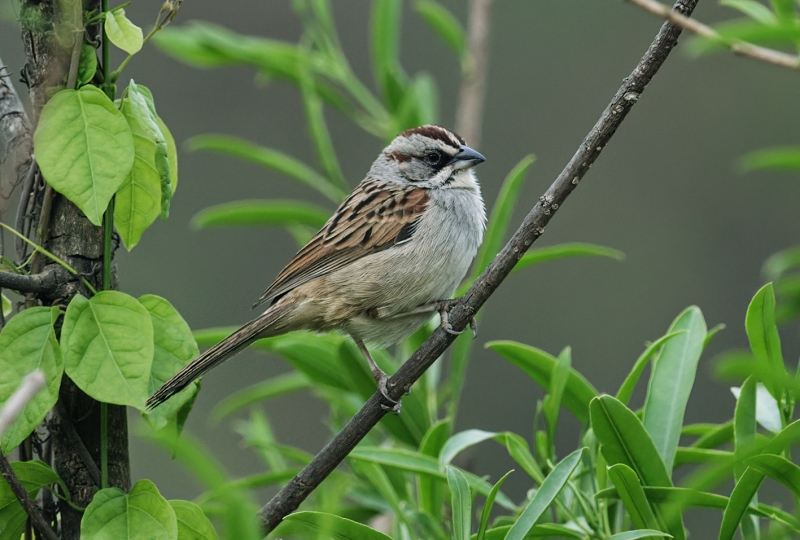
[253,183,429,308]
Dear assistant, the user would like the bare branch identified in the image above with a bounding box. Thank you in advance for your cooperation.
[628,0,800,70]
[454,0,493,148]
[0,265,70,295]
[258,0,700,532]
[0,372,58,540]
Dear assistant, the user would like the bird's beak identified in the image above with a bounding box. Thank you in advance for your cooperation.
[450,145,486,170]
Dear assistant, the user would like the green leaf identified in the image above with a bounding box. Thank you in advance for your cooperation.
[472,524,584,539]
[34,86,135,225]
[607,532,673,540]
[476,470,512,540]
[688,421,734,449]
[126,81,172,219]
[734,376,757,463]
[447,466,472,540]
[733,383,781,432]
[415,0,468,62]
[741,147,800,172]
[487,341,598,423]
[544,347,571,451]
[211,372,310,421]
[139,295,199,436]
[191,200,330,229]
[418,419,451,520]
[721,0,778,24]
[440,429,499,470]
[643,306,707,474]
[270,511,394,540]
[763,245,800,280]
[0,461,60,540]
[746,454,800,499]
[745,283,785,399]
[297,43,348,190]
[596,485,800,533]
[768,0,795,20]
[104,8,143,55]
[512,242,625,274]
[62,292,153,408]
[77,43,97,86]
[690,20,800,54]
[80,479,177,540]
[608,464,662,533]
[169,500,218,540]
[0,307,62,452]
[371,0,406,111]
[617,331,685,406]
[116,85,164,249]
[348,447,515,510]
[505,448,585,540]
[591,396,673,488]
[186,135,345,203]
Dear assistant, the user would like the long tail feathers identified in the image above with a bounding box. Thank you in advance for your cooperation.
[146,304,291,410]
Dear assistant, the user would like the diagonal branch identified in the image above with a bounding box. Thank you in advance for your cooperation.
[258,0,700,532]
[628,0,800,70]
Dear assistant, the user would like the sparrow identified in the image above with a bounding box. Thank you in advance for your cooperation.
[147,125,486,412]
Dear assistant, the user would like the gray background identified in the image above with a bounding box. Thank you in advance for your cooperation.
[1,0,798,534]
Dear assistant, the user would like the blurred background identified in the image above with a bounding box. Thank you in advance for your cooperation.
[1,0,798,535]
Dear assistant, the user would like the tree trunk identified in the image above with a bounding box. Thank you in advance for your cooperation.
[19,1,131,537]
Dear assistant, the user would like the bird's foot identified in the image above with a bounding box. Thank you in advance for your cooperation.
[374,370,402,414]
[435,299,478,338]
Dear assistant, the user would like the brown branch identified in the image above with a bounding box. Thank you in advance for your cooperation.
[0,266,70,295]
[0,372,58,540]
[258,0,700,532]
[628,0,800,70]
[454,0,493,148]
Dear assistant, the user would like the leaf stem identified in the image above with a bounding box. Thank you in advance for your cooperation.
[100,401,108,489]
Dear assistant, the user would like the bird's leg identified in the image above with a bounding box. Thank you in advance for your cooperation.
[373,299,478,338]
[353,337,402,414]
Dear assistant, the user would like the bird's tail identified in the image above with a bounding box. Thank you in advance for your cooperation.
[146,303,292,410]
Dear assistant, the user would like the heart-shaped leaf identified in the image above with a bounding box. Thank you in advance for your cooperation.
[62,292,153,408]
[80,479,177,540]
[0,307,62,452]
[34,86,134,225]
[139,295,199,437]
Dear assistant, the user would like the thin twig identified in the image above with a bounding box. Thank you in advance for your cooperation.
[454,0,492,148]
[628,0,800,70]
[258,0,700,532]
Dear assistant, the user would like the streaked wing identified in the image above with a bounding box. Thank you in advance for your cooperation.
[254,181,430,308]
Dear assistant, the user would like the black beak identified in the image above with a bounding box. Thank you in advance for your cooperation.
[451,145,486,169]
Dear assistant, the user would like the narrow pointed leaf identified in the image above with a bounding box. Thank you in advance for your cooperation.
[415,0,467,61]
[617,331,685,405]
[488,341,597,423]
[745,283,785,399]
[447,466,472,540]
[476,470,512,540]
[608,463,663,533]
[187,135,345,203]
[643,306,707,474]
[513,243,624,274]
[271,511,393,540]
[211,372,310,421]
[191,200,329,229]
[504,448,585,540]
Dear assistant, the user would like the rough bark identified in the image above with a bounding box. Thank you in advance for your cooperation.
[17,2,130,537]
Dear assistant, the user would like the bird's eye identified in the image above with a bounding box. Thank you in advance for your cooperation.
[424,152,442,165]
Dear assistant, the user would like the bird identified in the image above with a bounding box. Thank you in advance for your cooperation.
[147,125,486,413]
